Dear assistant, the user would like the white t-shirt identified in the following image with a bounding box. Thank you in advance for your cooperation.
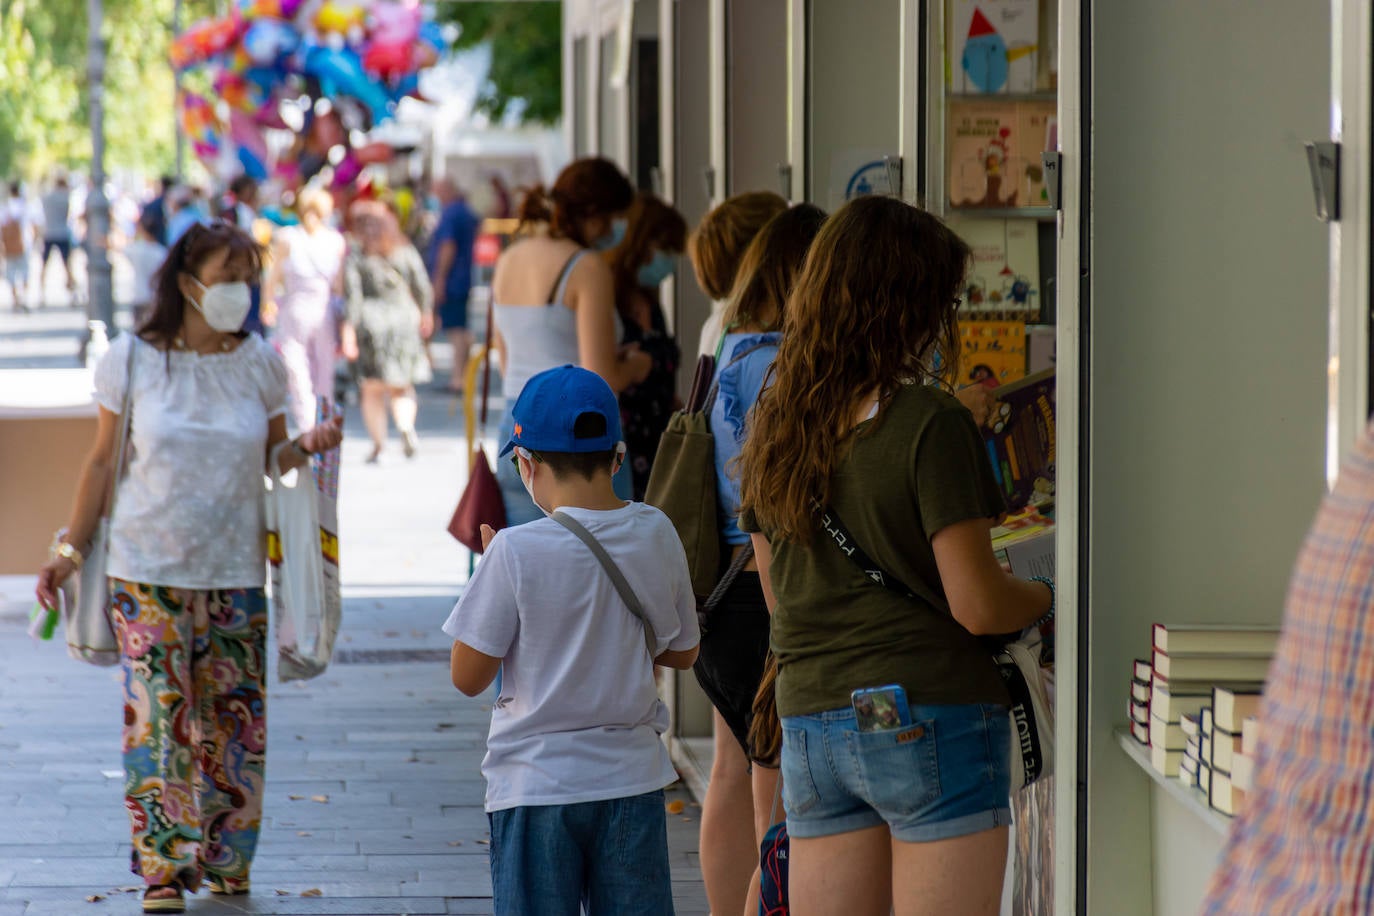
[93,333,288,589]
[442,503,700,813]
[697,300,728,361]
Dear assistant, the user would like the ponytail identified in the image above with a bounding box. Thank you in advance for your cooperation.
[515,183,554,235]
[513,158,633,248]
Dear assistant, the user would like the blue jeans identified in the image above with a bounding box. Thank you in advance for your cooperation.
[780,703,1011,842]
[495,410,633,528]
[488,790,674,916]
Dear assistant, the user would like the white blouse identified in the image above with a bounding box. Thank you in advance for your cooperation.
[93,333,288,589]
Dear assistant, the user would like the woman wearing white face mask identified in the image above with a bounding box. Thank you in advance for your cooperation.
[603,192,686,500]
[35,221,343,914]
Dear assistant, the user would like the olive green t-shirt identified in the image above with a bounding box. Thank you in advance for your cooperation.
[740,383,1011,717]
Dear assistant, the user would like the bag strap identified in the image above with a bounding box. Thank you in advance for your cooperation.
[701,539,753,613]
[550,510,658,658]
[546,249,586,305]
[480,280,495,425]
[103,337,138,518]
[815,502,916,599]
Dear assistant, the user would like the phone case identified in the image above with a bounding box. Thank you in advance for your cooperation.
[851,685,912,732]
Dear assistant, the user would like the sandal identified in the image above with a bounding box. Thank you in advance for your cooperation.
[205,875,250,895]
[142,885,185,913]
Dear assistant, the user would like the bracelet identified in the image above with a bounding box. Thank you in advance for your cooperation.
[291,437,313,457]
[1029,575,1055,627]
[55,540,84,570]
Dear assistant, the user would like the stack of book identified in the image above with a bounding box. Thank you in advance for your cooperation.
[1142,624,1277,783]
[1204,688,1263,816]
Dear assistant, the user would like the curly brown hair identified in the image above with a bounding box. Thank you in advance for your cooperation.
[736,197,971,544]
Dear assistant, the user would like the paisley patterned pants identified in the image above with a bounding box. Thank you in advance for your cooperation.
[109,579,267,891]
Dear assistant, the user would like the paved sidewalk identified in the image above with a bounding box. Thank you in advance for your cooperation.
[0,307,708,915]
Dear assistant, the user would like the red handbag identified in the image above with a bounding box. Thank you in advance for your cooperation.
[447,301,507,552]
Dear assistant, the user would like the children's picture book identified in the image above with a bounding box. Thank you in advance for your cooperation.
[948,99,1056,210]
[982,367,1054,511]
[945,214,1041,313]
[958,319,1027,388]
[948,0,1040,95]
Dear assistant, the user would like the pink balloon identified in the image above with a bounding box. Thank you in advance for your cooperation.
[229,111,270,168]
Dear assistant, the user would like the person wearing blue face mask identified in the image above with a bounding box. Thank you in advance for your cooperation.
[603,192,687,500]
[490,157,647,527]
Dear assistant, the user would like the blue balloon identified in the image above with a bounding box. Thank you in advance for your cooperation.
[962,33,1009,93]
[303,45,392,124]
[418,21,446,52]
[237,145,268,181]
[242,18,299,68]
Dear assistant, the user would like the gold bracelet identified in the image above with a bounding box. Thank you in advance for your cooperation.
[55,541,83,570]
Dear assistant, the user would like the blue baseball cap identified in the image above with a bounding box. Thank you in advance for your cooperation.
[499,365,624,457]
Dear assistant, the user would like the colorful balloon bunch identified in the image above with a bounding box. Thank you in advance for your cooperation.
[171,0,446,187]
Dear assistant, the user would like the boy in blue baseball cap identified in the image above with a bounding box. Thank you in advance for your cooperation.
[442,364,700,914]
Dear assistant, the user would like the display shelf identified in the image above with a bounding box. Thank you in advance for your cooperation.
[948,206,1057,221]
[1115,728,1231,836]
[947,91,1059,103]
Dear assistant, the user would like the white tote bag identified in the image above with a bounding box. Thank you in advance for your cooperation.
[266,441,341,682]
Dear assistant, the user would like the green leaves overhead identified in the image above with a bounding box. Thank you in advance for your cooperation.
[437,0,561,126]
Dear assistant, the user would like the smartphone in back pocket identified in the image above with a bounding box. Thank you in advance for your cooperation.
[851,684,912,732]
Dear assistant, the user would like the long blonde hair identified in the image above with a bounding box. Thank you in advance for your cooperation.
[736,197,971,544]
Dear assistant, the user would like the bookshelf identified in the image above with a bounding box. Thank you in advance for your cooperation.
[1114,729,1229,836]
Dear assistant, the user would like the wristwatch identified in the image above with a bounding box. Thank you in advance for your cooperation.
[55,541,84,570]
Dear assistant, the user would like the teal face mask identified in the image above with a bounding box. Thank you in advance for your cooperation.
[594,217,627,251]
[637,250,677,287]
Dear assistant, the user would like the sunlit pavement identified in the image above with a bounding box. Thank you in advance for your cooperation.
[0,305,708,915]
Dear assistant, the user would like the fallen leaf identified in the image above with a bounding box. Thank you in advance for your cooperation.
[288,794,304,800]
[448,840,463,846]
[477,839,490,846]
[116,885,141,893]
[85,894,105,902]
[297,831,313,837]
[666,800,686,814]
[301,888,323,897]
[311,794,329,803]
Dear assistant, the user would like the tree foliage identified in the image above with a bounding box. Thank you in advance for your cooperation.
[438,0,562,125]
[0,0,207,180]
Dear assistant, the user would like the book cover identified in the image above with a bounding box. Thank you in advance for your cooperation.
[1241,716,1261,755]
[948,0,1039,95]
[959,319,1027,388]
[1232,752,1254,791]
[1199,761,1213,796]
[1201,707,1214,737]
[1130,678,1150,704]
[1149,716,1188,751]
[948,100,1051,209]
[1133,659,1152,682]
[1151,744,1184,777]
[1150,686,1211,724]
[945,215,1041,314]
[1210,770,1243,817]
[982,367,1054,511]
[1180,712,1200,739]
[1186,734,1201,762]
[1152,624,1281,656]
[1211,733,1242,775]
[1003,528,1054,578]
[1151,675,1266,695]
[1213,687,1264,733]
[1153,650,1274,683]
[1129,699,1149,727]
[1129,719,1149,745]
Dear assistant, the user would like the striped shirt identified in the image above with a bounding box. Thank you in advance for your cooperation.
[1201,425,1374,913]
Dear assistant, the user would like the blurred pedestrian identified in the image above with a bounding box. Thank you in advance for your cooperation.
[341,201,433,462]
[40,176,75,303]
[2,181,35,312]
[122,210,167,327]
[139,175,175,249]
[603,192,685,499]
[491,157,647,526]
[689,191,788,360]
[34,221,343,914]
[427,177,481,394]
[264,187,347,432]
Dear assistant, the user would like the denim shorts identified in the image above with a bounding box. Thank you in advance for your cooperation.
[780,703,1011,842]
[488,790,673,915]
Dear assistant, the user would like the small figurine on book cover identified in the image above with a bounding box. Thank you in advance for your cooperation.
[1152,623,1281,656]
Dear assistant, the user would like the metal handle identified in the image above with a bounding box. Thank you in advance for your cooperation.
[883,155,902,197]
[1305,141,1340,222]
[778,163,793,200]
[649,166,664,197]
[702,166,717,203]
[1041,152,1063,211]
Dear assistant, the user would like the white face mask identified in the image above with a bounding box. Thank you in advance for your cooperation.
[189,277,252,332]
[516,448,551,517]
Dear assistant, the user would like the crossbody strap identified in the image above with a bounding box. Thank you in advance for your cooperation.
[815,501,915,599]
[550,510,657,658]
[104,337,138,517]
